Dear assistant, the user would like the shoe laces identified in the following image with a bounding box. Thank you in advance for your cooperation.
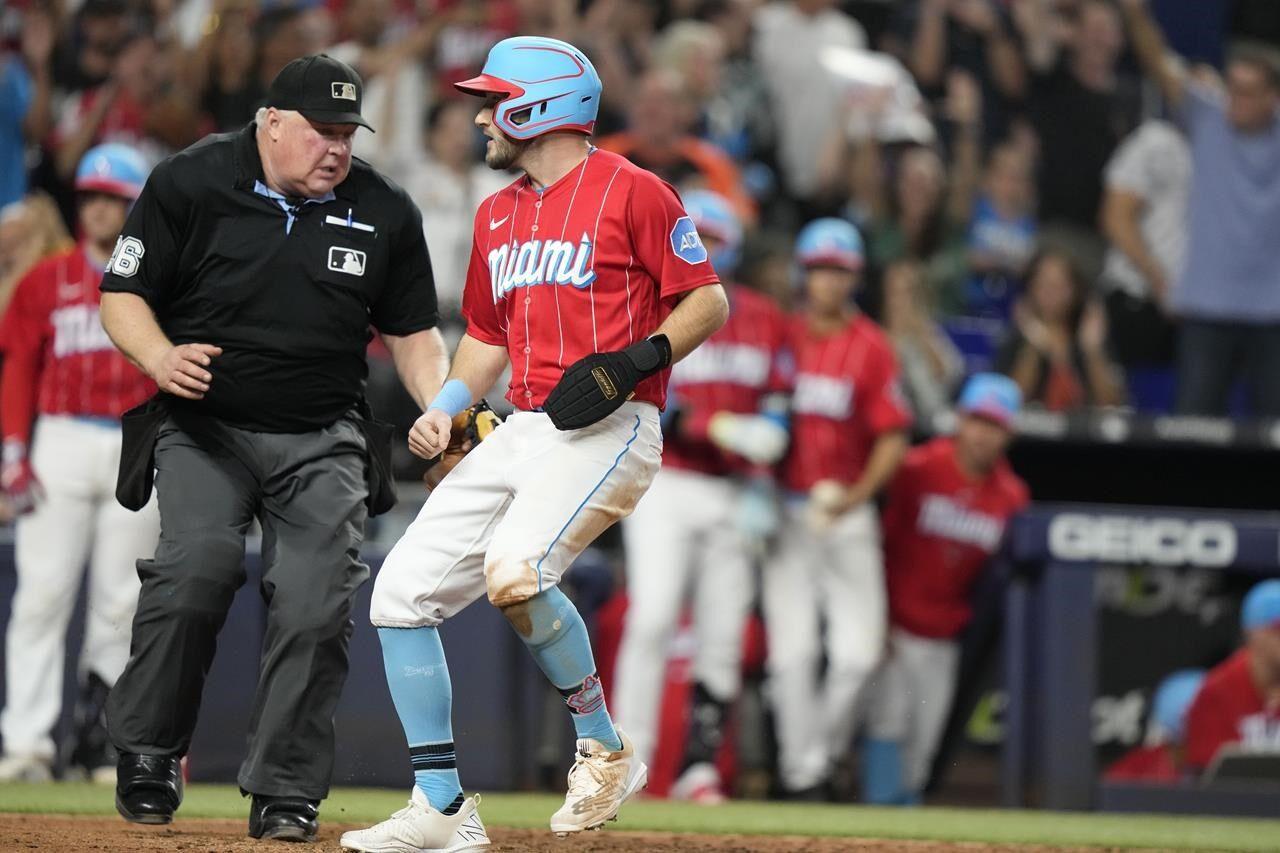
[565,748,612,800]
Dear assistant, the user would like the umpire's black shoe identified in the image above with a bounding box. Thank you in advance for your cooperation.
[115,753,183,825]
[248,795,320,843]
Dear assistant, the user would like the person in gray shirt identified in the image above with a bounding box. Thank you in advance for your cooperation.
[1124,0,1280,416]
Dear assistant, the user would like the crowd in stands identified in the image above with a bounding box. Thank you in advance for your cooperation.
[5,0,1280,431]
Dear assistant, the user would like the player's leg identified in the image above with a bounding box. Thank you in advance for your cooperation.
[897,631,961,797]
[673,479,754,802]
[342,429,511,852]
[820,504,887,769]
[107,416,257,823]
[72,434,158,781]
[0,417,95,780]
[614,467,701,770]
[484,405,661,834]
[861,631,913,805]
[762,501,825,795]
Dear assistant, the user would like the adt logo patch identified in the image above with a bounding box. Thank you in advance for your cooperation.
[328,246,366,276]
[670,216,708,265]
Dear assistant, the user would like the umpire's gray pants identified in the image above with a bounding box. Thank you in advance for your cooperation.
[106,411,369,799]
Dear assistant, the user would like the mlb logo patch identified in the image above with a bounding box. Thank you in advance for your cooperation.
[332,82,357,101]
[328,246,366,276]
[669,216,708,265]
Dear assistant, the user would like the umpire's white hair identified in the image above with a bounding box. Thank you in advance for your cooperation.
[255,106,302,125]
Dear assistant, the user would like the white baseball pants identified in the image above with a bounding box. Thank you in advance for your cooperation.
[763,501,886,792]
[371,404,662,626]
[2,416,159,760]
[865,628,960,792]
[613,466,755,768]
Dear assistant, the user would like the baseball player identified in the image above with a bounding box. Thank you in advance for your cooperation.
[0,144,159,782]
[764,217,911,798]
[1105,669,1205,783]
[613,189,790,803]
[862,373,1029,805]
[341,37,729,853]
[1184,579,1280,772]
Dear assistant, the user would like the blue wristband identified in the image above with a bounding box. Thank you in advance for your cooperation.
[427,379,472,418]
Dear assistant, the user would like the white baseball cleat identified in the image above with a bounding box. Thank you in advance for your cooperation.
[549,728,648,837]
[339,789,489,853]
[0,754,53,783]
[670,761,727,805]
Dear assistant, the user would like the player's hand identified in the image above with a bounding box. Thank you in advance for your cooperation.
[150,343,221,400]
[805,479,868,531]
[708,412,789,465]
[544,338,669,430]
[409,409,453,460]
[1,458,41,516]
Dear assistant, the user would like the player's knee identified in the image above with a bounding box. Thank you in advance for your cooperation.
[484,552,542,610]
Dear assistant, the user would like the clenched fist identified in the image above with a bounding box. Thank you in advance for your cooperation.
[149,343,222,400]
[409,409,453,461]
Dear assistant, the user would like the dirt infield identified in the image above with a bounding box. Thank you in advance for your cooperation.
[0,814,1116,852]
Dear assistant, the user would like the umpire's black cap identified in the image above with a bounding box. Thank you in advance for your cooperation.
[266,54,375,132]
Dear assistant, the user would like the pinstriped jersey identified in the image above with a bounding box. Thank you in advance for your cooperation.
[0,246,154,447]
[664,284,791,477]
[781,312,911,492]
[462,148,719,411]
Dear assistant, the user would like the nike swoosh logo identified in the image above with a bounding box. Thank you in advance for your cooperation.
[489,215,510,230]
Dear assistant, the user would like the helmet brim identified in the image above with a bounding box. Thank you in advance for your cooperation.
[455,73,521,98]
[75,178,142,201]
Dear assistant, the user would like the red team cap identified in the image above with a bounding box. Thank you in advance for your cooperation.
[957,373,1022,430]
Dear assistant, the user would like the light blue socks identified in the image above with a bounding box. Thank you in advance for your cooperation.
[378,626,464,814]
[862,737,920,805]
[511,587,622,750]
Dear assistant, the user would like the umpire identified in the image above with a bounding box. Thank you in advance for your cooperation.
[98,55,447,841]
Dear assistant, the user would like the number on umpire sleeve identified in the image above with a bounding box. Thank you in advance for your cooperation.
[109,236,145,277]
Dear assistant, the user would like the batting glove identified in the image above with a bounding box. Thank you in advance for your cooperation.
[707,412,789,465]
[1,441,40,516]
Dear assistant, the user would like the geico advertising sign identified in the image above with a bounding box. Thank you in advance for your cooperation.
[1048,514,1237,567]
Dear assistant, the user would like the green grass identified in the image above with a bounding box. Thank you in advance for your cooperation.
[1,783,1279,850]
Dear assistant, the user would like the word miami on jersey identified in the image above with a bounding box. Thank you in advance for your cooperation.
[488,234,596,301]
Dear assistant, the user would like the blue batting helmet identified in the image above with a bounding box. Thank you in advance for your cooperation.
[958,373,1022,430]
[795,217,864,272]
[681,189,742,277]
[75,143,148,201]
[455,36,602,141]
[1150,669,1205,742]
[1242,579,1280,632]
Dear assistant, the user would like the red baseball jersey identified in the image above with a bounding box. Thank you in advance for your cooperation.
[664,284,790,477]
[781,313,911,492]
[0,245,154,446]
[880,437,1029,639]
[1103,745,1183,783]
[462,148,719,411]
[1185,648,1280,770]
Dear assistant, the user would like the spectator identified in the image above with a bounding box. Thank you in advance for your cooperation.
[1098,119,1190,369]
[1,7,54,208]
[889,0,1027,145]
[754,0,867,217]
[1105,669,1205,783]
[1017,0,1135,236]
[695,0,776,173]
[881,258,964,433]
[255,4,332,93]
[186,0,262,132]
[0,193,73,317]
[846,72,982,315]
[401,99,512,320]
[996,250,1125,411]
[964,141,1037,320]
[597,69,756,224]
[1123,0,1280,416]
[1184,580,1280,772]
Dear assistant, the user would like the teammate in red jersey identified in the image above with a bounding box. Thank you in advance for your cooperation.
[0,144,159,783]
[861,373,1029,803]
[1185,579,1280,772]
[346,37,729,851]
[763,218,912,798]
[1105,668,1205,784]
[614,190,790,803]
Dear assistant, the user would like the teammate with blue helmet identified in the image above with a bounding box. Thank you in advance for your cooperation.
[681,189,742,277]
[795,217,864,274]
[455,36,602,144]
[75,143,149,201]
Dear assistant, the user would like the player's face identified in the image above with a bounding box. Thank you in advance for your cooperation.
[475,96,526,170]
[276,110,356,196]
[78,192,129,246]
[1247,625,1280,679]
[803,267,858,313]
[955,415,1011,475]
[1226,61,1279,133]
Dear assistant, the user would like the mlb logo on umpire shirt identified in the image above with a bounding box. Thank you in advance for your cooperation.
[328,247,365,276]
[332,82,357,101]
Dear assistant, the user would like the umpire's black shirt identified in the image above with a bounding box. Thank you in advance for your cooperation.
[100,122,438,432]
